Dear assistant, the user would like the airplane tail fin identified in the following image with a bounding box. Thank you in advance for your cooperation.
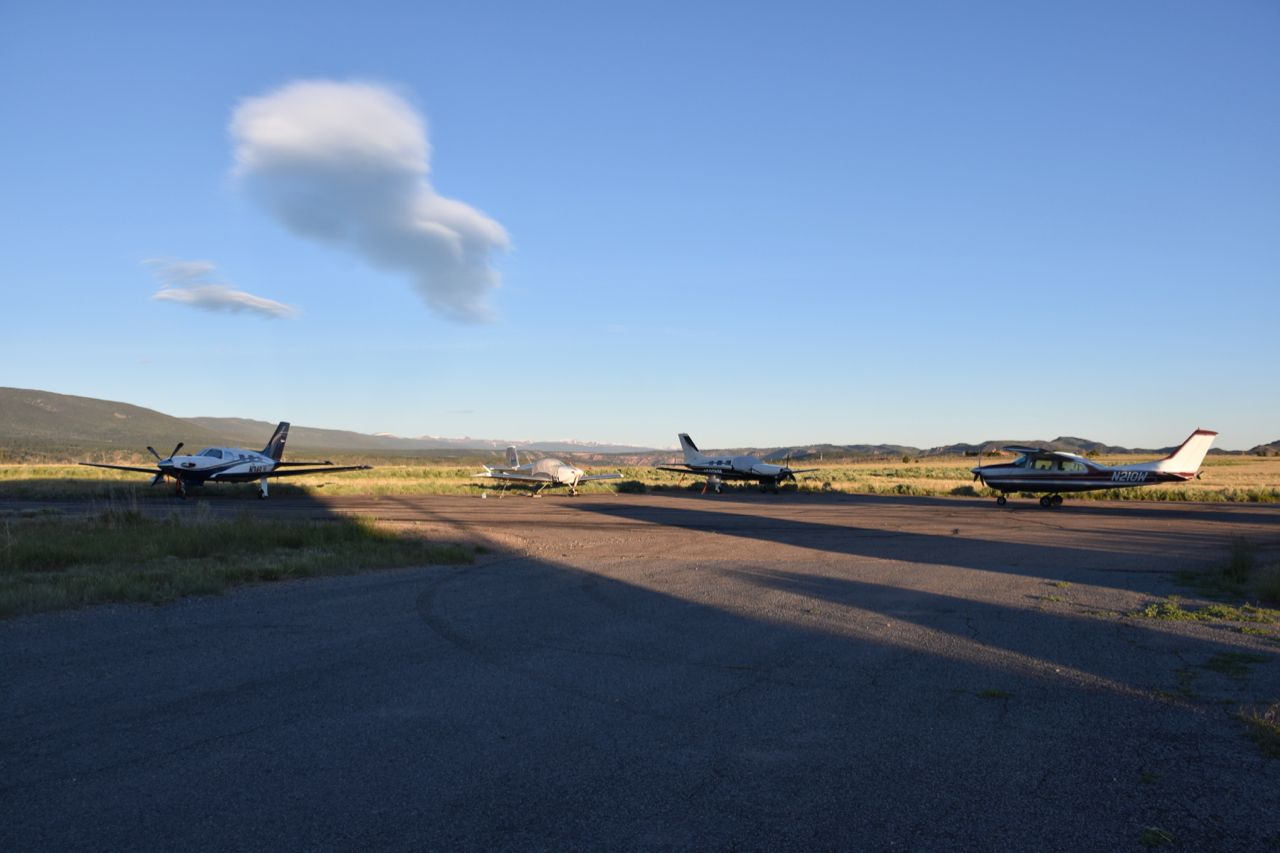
[1152,429,1217,475]
[505,446,520,468]
[262,422,290,461]
[678,433,706,464]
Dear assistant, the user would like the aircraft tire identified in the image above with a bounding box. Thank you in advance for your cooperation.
[996,495,1007,506]
[1039,496,1052,508]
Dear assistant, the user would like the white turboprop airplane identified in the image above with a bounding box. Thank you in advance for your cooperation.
[970,428,1218,507]
[474,446,622,496]
[80,422,371,499]
[656,433,817,493]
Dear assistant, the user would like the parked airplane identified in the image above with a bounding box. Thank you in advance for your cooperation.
[970,428,1218,507]
[656,433,817,493]
[80,422,371,498]
[474,447,622,496]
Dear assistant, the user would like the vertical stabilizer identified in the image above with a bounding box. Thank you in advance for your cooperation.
[505,446,520,468]
[678,433,706,464]
[1152,429,1218,475]
[263,422,290,461]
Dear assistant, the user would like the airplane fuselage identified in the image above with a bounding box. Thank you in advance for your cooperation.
[972,459,1194,494]
[157,447,284,485]
[679,456,791,483]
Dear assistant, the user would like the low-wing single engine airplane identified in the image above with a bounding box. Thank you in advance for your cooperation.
[970,428,1217,507]
[656,433,817,493]
[80,422,371,499]
[473,447,622,496]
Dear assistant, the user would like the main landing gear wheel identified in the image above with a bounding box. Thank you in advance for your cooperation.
[1039,494,1064,508]
[1052,494,1063,507]
[996,495,1007,506]
[257,488,268,500]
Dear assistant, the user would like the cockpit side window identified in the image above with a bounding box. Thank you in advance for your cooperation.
[1032,458,1056,471]
[1062,460,1087,473]
[1012,455,1030,468]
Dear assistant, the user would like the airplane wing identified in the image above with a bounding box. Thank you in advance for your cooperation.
[474,471,554,483]
[1001,446,1082,460]
[79,462,162,475]
[784,467,820,474]
[655,465,698,474]
[246,465,373,479]
[579,473,623,482]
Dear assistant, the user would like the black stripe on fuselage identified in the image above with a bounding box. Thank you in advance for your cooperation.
[980,472,1187,493]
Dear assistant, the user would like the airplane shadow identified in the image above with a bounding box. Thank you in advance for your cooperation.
[561,498,1280,594]
[675,487,1280,526]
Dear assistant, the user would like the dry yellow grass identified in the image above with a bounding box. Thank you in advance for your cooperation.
[1,454,1278,502]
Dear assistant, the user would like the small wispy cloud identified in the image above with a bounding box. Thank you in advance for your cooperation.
[229,79,509,322]
[148,259,217,287]
[146,259,297,319]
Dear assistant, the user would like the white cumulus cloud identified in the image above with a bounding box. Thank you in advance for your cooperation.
[230,80,509,322]
[146,259,297,319]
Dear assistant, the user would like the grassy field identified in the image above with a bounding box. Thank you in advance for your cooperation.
[0,503,473,618]
[2,454,1278,502]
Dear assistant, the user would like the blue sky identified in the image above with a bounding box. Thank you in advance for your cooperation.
[2,1,1276,449]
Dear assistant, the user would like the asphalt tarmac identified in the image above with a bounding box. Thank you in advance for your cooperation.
[3,492,1279,850]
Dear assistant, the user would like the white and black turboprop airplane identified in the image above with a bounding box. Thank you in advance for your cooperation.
[80,422,371,499]
[656,433,817,494]
[970,428,1218,508]
[474,446,622,496]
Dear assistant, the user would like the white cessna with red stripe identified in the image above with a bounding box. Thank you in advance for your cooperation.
[970,428,1217,508]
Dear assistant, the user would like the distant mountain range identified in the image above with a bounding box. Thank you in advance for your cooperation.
[0,388,653,458]
[0,387,1271,462]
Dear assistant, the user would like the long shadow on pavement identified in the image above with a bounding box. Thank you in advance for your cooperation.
[2,498,1278,850]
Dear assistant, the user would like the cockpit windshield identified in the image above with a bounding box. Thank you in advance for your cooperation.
[200,449,223,459]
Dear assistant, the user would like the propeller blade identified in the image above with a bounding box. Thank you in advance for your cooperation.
[150,472,165,486]
[169,442,184,459]
[973,443,987,484]
[146,446,162,460]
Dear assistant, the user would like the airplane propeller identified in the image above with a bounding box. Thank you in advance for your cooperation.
[147,442,183,461]
[146,442,183,485]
